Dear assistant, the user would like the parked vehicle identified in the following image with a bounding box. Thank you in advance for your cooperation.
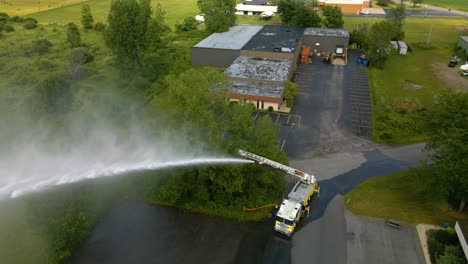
[448,59,458,67]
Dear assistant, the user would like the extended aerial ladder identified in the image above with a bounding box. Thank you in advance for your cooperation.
[238,149,316,185]
[238,149,319,237]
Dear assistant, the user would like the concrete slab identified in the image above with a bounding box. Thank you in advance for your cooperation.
[345,210,425,264]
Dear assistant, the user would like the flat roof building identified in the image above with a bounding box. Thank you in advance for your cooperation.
[191,24,350,112]
[303,27,350,54]
[225,56,293,83]
[317,0,370,13]
[191,25,263,68]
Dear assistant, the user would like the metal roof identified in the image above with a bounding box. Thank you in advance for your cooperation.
[288,182,314,205]
[242,25,304,52]
[229,80,284,99]
[225,56,293,82]
[277,199,300,220]
[194,25,263,50]
[304,27,350,38]
[461,36,468,43]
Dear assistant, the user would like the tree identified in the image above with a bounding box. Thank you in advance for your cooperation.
[197,0,236,33]
[175,17,198,32]
[34,75,74,115]
[366,21,396,68]
[146,3,170,49]
[376,0,392,6]
[350,23,369,49]
[322,5,344,28]
[278,0,302,25]
[291,5,321,27]
[437,245,467,264]
[156,67,287,208]
[386,4,406,40]
[105,0,152,69]
[420,93,468,212]
[81,4,94,29]
[283,81,297,107]
[411,0,423,8]
[66,22,81,48]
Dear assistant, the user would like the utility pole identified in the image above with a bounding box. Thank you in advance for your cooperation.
[427,23,433,45]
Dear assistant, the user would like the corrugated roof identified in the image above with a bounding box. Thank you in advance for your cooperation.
[225,56,293,82]
[304,27,349,37]
[242,25,304,52]
[229,80,284,99]
[194,25,263,50]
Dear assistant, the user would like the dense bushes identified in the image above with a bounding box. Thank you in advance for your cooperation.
[427,229,467,264]
[4,24,14,32]
[94,22,106,32]
[175,17,198,32]
[30,38,53,55]
[23,20,38,29]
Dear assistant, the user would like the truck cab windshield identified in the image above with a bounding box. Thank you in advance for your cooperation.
[275,216,294,226]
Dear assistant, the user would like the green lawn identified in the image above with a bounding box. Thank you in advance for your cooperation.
[26,0,198,27]
[344,171,468,225]
[0,0,88,16]
[344,16,467,143]
[424,0,468,13]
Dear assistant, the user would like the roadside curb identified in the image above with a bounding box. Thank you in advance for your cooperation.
[416,224,443,264]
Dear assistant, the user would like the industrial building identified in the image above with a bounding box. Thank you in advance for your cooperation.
[191,25,349,111]
[317,0,370,13]
[303,27,349,54]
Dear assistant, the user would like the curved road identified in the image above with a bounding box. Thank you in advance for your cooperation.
[71,54,427,264]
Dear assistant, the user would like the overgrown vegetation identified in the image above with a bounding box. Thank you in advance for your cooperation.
[0,1,285,262]
[427,229,468,264]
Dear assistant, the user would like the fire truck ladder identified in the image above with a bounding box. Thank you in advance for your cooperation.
[238,149,316,185]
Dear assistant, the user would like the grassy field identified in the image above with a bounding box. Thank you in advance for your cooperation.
[0,0,88,16]
[424,0,468,13]
[344,171,468,225]
[344,16,467,143]
[17,0,198,27]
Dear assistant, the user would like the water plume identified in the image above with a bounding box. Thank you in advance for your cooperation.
[0,118,252,200]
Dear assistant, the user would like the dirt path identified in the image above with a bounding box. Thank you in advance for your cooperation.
[432,63,468,91]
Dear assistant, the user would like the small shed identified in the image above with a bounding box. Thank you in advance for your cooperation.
[458,36,468,53]
[390,41,408,55]
[397,41,408,55]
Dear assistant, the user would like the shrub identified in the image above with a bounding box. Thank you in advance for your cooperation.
[23,17,38,24]
[10,16,24,22]
[427,229,459,264]
[31,38,53,55]
[69,47,94,64]
[23,21,37,30]
[0,22,3,32]
[268,106,274,112]
[0,12,9,18]
[283,81,298,107]
[66,22,81,48]
[4,25,15,32]
[94,22,106,32]
[175,17,198,32]
[0,15,7,23]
